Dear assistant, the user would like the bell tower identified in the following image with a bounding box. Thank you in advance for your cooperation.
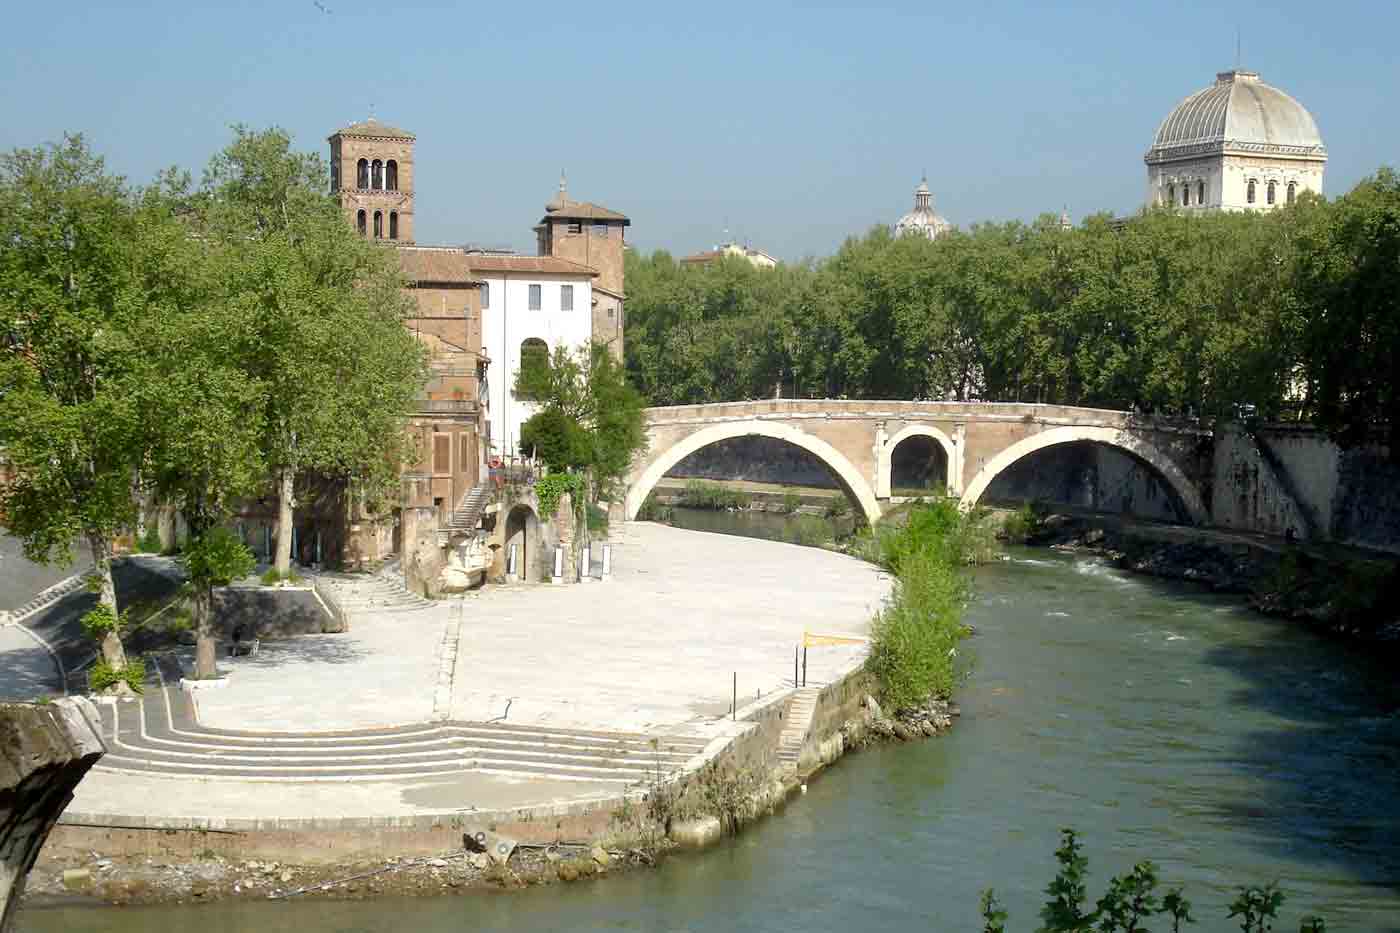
[328,118,415,243]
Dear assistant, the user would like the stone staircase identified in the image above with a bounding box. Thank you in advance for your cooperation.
[90,656,708,784]
[7,572,89,624]
[311,564,436,615]
[438,483,495,546]
[777,687,821,767]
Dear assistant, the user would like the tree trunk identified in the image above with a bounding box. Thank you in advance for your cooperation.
[193,583,217,680]
[87,534,127,669]
[274,466,295,578]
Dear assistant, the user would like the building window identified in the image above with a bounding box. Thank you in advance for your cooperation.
[331,162,340,192]
[356,210,366,236]
[433,434,451,474]
[389,211,398,240]
[373,210,383,239]
[460,434,471,473]
[1167,184,1175,206]
[1247,179,1257,204]
[1197,180,1205,205]
[518,338,549,399]
[386,159,398,191]
[1183,185,1190,206]
[567,221,582,235]
[528,284,542,310]
[480,282,489,309]
[1267,180,1277,205]
[561,284,573,311]
[371,159,383,191]
[1287,181,1297,204]
[592,222,608,237]
[357,159,369,189]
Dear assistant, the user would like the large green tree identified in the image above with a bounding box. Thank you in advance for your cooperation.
[197,126,425,577]
[0,136,149,674]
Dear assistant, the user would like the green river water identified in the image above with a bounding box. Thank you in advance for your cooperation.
[19,512,1400,931]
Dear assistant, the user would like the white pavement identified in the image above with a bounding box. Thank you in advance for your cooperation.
[449,523,886,733]
[188,524,888,736]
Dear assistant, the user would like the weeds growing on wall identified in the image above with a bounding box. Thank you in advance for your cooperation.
[89,656,145,694]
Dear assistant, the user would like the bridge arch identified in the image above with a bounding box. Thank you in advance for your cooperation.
[878,424,958,498]
[958,426,1207,525]
[627,420,882,525]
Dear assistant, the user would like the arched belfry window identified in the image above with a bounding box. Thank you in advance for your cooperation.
[1197,180,1205,205]
[356,210,366,236]
[1267,180,1277,205]
[386,160,398,191]
[357,159,369,189]
[373,210,383,239]
[371,160,383,191]
[1287,181,1297,204]
[1247,179,1257,204]
[389,211,398,240]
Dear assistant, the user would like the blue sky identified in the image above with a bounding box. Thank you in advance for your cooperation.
[2,1,1395,260]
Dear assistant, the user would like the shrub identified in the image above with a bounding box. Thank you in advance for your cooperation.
[678,480,751,511]
[89,656,145,694]
[137,526,163,554]
[779,490,803,514]
[823,497,852,519]
[636,494,674,524]
[783,514,832,548]
[79,603,125,642]
[586,502,609,533]
[1002,500,1049,543]
[260,567,282,586]
[865,547,969,709]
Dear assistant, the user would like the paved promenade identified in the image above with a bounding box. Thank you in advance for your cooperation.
[9,524,888,822]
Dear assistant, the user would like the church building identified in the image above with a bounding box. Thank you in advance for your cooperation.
[1145,70,1326,211]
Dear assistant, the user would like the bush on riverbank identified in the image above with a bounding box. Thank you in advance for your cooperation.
[862,500,987,711]
[677,480,752,511]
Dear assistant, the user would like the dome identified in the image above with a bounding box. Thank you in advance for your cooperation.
[1146,71,1325,163]
[895,177,952,240]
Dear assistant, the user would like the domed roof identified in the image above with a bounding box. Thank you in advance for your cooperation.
[1146,71,1325,163]
[895,177,952,240]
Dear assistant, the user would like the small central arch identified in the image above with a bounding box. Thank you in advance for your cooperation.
[878,424,958,498]
[959,426,1206,525]
[503,504,542,581]
[627,420,881,525]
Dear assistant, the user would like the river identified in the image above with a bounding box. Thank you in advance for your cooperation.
[20,515,1400,931]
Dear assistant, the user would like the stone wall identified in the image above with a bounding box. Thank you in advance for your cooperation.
[1212,423,1400,551]
[1,698,104,933]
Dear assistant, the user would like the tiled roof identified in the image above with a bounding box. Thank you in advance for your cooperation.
[396,247,478,284]
[466,255,599,277]
[680,250,723,264]
[331,118,415,140]
[542,200,630,223]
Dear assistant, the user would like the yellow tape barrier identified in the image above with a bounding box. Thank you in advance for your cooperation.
[802,631,868,648]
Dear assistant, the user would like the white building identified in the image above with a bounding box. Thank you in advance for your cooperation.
[1146,70,1326,211]
[894,176,953,240]
[474,254,598,458]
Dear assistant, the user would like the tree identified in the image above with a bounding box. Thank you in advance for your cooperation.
[516,342,647,502]
[1295,167,1400,457]
[0,135,148,675]
[196,126,425,577]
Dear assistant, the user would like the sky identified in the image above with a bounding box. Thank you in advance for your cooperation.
[2,1,1396,261]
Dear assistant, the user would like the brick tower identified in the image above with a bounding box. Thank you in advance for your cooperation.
[329,118,415,243]
[534,173,630,357]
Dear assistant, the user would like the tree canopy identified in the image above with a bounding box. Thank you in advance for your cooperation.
[624,171,1400,459]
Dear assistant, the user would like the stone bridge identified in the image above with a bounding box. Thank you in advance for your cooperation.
[624,400,1213,526]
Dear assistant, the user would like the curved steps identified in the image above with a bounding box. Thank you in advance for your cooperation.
[90,657,707,784]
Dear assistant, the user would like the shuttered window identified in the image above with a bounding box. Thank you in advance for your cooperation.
[433,435,450,474]
[561,285,573,311]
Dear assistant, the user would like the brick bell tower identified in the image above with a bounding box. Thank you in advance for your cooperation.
[328,118,415,243]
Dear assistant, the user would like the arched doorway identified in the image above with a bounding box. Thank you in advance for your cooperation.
[959,426,1206,525]
[504,504,541,581]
